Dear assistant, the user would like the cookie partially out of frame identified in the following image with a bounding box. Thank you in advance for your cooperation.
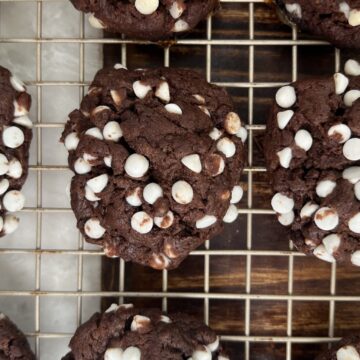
[70,0,219,40]
[316,335,360,360]
[264,59,360,266]
[61,65,246,270]
[0,66,33,237]
[275,0,360,49]
[0,313,35,359]
[62,303,229,360]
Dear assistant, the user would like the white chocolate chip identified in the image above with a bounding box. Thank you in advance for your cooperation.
[111,90,124,107]
[300,202,319,219]
[192,347,212,360]
[216,137,236,158]
[10,76,25,92]
[345,59,360,76]
[165,103,182,115]
[339,2,350,19]
[196,215,217,229]
[236,127,248,143]
[160,315,172,323]
[231,185,243,204]
[277,110,294,130]
[343,138,360,161]
[124,153,149,178]
[313,244,335,263]
[126,187,142,207]
[278,210,294,226]
[336,345,360,360]
[355,182,360,201]
[92,105,110,115]
[131,211,153,234]
[349,212,360,233]
[74,158,92,174]
[3,190,25,212]
[172,180,193,204]
[198,106,210,117]
[143,183,163,204]
[173,19,189,32]
[88,13,106,29]
[3,215,19,235]
[84,218,106,239]
[13,115,33,129]
[334,73,349,95]
[209,128,223,141]
[294,129,313,151]
[133,81,152,99]
[154,211,174,229]
[314,207,339,231]
[277,147,292,168]
[130,315,151,331]
[64,133,79,152]
[223,204,238,223]
[150,253,171,269]
[7,158,22,179]
[285,3,302,18]
[344,90,360,107]
[224,112,241,134]
[169,1,184,19]
[181,154,202,173]
[322,234,341,255]
[122,347,141,360]
[85,186,100,202]
[275,85,296,108]
[193,94,205,104]
[316,180,336,198]
[271,193,294,214]
[0,154,9,176]
[83,153,97,163]
[87,174,108,194]
[343,167,360,184]
[135,0,159,15]
[104,348,123,360]
[104,155,112,168]
[155,81,170,103]
[85,127,103,140]
[3,126,24,149]
[351,251,360,267]
[207,337,220,352]
[349,9,360,26]
[13,100,28,117]
[328,124,351,144]
[0,179,9,195]
[114,63,127,70]
[103,121,123,142]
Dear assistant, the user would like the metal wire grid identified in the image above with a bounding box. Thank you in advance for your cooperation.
[0,0,356,359]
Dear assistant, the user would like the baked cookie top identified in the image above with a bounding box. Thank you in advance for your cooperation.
[264,59,360,266]
[0,66,33,237]
[61,65,246,270]
[62,303,229,360]
[70,0,219,40]
[316,335,360,360]
[275,0,360,49]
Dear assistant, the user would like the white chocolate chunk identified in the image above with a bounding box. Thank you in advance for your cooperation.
[193,94,205,104]
[3,215,19,235]
[224,112,241,134]
[344,90,360,107]
[122,347,141,360]
[13,115,33,129]
[92,105,110,115]
[88,14,106,29]
[84,218,106,239]
[83,153,97,163]
[294,129,313,151]
[131,211,153,234]
[165,103,182,115]
[314,207,339,231]
[0,154,9,176]
[231,185,243,204]
[349,212,360,233]
[275,85,296,108]
[207,337,220,352]
[103,121,123,142]
[135,0,159,15]
[160,315,172,323]
[236,127,248,143]
[114,63,127,70]
[3,190,25,212]
[143,183,163,204]
[339,2,350,19]
[334,73,349,95]
[169,1,184,19]
[124,153,149,178]
[126,187,142,207]
[336,345,360,360]
[3,126,24,149]
[104,155,112,167]
[0,179,9,195]
[10,76,25,92]
[271,193,294,214]
[277,110,294,129]
[351,251,360,267]
[198,106,210,117]
[349,9,360,26]
[277,147,292,168]
[104,348,123,360]
[322,234,341,255]
[278,210,294,226]
[85,127,103,140]
[300,202,319,219]
[181,154,202,173]
[87,174,108,194]
[192,347,212,360]
[196,215,217,229]
[355,182,360,201]
[285,3,302,18]
[209,128,223,141]
[13,100,28,117]
[316,180,336,198]
[154,211,174,229]
[343,138,360,161]
[7,158,22,179]
[223,204,238,223]
[343,167,360,184]
[173,19,189,32]
[155,81,170,103]
[328,124,351,144]
[111,89,123,107]
[172,180,193,204]
[313,244,335,263]
[74,158,92,174]
[85,185,100,202]
[345,59,360,76]
[216,137,236,158]
[130,315,151,331]
[133,81,151,99]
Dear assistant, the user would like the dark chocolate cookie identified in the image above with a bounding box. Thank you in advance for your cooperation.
[61,65,246,270]
[264,58,360,266]
[0,66,33,237]
[316,335,360,360]
[62,303,229,360]
[70,0,219,40]
[275,0,360,49]
[0,313,35,360]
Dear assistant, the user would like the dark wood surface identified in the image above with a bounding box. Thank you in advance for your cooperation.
[101,2,360,359]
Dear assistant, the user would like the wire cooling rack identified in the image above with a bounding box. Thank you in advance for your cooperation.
[0,1,359,359]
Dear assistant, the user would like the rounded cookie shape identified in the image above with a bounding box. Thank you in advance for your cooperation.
[275,0,360,49]
[69,0,219,40]
[61,304,228,360]
[315,334,360,360]
[264,59,360,267]
[0,66,32,237]
[61,66,246,270]
[0,313,35,359]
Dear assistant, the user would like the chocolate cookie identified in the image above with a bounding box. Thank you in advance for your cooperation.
[70,0,219,40]
[62,303,229,360]
[264,58,360,266]
[0,66,32,237]
[0,313,35,359]
[275,0,360,49]
[316,335,360,360]
[61,65,246,270]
